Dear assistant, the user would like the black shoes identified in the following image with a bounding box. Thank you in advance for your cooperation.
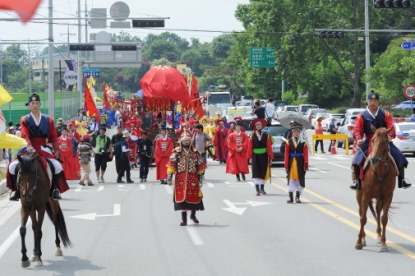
[236,174,240,182]
[9,190,20,201]
[350,180,361,190]
[52,189,62,201]
[241,174,246,181]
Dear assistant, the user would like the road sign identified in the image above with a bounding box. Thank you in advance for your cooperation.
[250,47,276,68]
[401,42,415,50]
[63,71,77,85]
[404,84,415,99]
[83,68,100,78]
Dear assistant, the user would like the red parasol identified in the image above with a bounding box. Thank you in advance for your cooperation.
[139,65,190,105]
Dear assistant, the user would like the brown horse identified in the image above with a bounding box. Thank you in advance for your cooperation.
[17,152,71,267]
[355,126,396,252]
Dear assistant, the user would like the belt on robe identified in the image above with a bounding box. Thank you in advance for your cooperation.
[290,153,302,157]
[253,148,267,154]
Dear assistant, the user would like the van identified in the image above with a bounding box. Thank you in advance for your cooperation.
[298,104,319,117]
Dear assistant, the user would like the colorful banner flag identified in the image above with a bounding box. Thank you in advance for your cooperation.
[0,0,42,23]
[84,78,100,121]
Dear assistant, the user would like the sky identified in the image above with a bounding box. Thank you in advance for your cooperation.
[0,0,250,55]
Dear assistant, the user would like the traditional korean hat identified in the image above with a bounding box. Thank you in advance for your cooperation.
[57,118,64,124]
[229,121,236,126]
[180,131,191,142]
[61,125,68,132]
[234,116,244,123]
[80,121,87,126]
[215,119,226,126]
[25,93,40,106]
[367,92,380,100]
[235,120,243,126]
[201,116,208,122]
[249,118,267,130]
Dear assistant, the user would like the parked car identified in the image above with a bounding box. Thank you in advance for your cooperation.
[274,105,298,120]
[304,109,327,128]
[322,113,343,131]
[267,122,288,164]
[392,122,415,155]
[298,104,319,117]
[336,108,365,148]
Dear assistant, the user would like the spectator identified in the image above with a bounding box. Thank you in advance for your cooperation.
[111,126,124,174]
[78,134,94,186]
[314,115,325,154]
[117,131,134,183]
[328,117,338,152]
[138,132,154,182]
[251,101,266,119]
[192,124,212,164]
[93,127,113,183]
[265,98,275,119]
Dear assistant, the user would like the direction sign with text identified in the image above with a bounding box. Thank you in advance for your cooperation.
[250,47,276,68]
[401,42,415,50]
[83,68,100,78]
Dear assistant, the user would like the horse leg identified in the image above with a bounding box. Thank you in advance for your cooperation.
[50,200,63,256]
[29,210,39,262]
[376,200,382,244]
[355,193,369,250]
[20,207,31,268]
[379,195,393,253]
[33,206,46,267]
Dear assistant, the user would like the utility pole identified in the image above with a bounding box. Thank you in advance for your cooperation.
[77,0,83,109]
[28,39,32,94]
[365,0,370,99]
[48,0,55,119]
[60,24,75,56]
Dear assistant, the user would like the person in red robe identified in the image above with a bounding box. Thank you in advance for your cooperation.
[214,119,229,164]
[155,125,174,184]
[226,121,249,181]
[69,120,81,142]
[58,126,77,180]
[228,121,235,135]
[69,131,81,180]
[186,118,197,138]
[234,116,246,132]
[121,111,129,129]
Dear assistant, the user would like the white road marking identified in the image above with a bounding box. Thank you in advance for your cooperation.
[332,156,350,160]
[225,181,230,184]
[0,200,20,228]
[75,186,83,192]
[247,181,254,186]
[229,185,253,188]
[118,185,124,187]
[97,186,104,192]
[70,204,121,220]
[309,156,327,160]
[186,227,204,245]
[309,167,327,174]
[328,162,350,170]
[206,182,214,188]
[165,185,173,194]
[0,221,31,259]
[140,184,146,190]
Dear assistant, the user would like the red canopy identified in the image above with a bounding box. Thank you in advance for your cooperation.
[139,65,190,105]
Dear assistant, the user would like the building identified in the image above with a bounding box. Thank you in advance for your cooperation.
[31,53,76,82]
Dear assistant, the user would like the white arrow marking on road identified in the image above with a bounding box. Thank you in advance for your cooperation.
[140,184,146,190]
[75,186,83,192]
[206,182,214,187]
[246,201,273,207]
[186,227,204,245]
[97,186,104,192]
[118,185,124,187]
[309,167,327,174]
[70,204,121,220]
[222,200,247,215]
[247,181,254,186]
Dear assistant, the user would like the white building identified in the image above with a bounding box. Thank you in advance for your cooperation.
[31,53,76,82]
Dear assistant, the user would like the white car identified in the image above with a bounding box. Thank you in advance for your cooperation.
[274,105,298,120]
[392,122,415,155]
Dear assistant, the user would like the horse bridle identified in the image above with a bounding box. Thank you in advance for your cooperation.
[20,154,40,206]
[368,136,391,203]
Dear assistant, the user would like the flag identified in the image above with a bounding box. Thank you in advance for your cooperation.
[0,84,13,106]
[189,75,204,120]
[84,78,100,121]
[103,83,111,109]
[0,0,42,23]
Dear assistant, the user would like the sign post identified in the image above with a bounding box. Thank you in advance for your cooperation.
[250,47,276,68]
[403,84,415,115]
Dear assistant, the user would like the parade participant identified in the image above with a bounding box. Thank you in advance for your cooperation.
[228,121,236,135]
[234,116,246,132]
[314,115,325,154]
[150,113,163,129]
[68,131,81,180]
[116,131,134,184]
[69,120,81,143]
[138,132,153,182]
[167,132,207,226]
[127,123,139,169]
[100,109,108,127]
[111,126,124,174]
[56,117,64,137]
[58,126,77,180]
[88,116,100,133]
[192,124,212,163]
[350,92,411,190]
[284,124,309,203]
[227,121,249,181]
[247,118,274,196]
[213,119,229,164]
[186,118,197,138]
[78,134,94,186]
[8,94,66,201]
[155,125,174,184]
[222,116,230,129]
[328,117,338,152]
[207,117,216,159]
[132,120,144,139]
[115,109,121,127]
[93,127,113,183]
[121,110,129,129]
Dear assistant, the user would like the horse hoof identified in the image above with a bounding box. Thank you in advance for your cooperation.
[35,260,43,267]
[21,260,30,268]
[355,244,363,250]
[379,246,389,253]
[29,255,38,262]
[55,248,63,256]
[376,237,381,244]
[362,240,367,247]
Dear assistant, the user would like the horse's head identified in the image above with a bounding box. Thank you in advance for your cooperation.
[17,152,40,201]
[369,125,392,167]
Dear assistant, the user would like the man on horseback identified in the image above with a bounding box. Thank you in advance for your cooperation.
[8,94,66,201]
[350,92,411,190]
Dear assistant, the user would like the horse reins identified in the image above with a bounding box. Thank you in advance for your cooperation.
[368,140,391,204]
[21,154,40,211]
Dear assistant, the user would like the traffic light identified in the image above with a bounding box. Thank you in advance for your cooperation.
[111,45,137,51]
[69,44,95,51]
[318,31,344,39]
[374,0,410,8]
[132,20,165,28]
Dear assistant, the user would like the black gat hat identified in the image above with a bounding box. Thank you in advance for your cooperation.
[25,93,41,106]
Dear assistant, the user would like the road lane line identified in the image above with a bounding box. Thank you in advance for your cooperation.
[328,162,350,169]
[75,186,83,192]
[309,167,327,174]
[97,186,104,192]
[118,185,124,188]
[225,181,230,184]
[140,184,146,190]
[165,185,173,194]
[270,176,415,259]
[206,183,214,188]
[0,221,31,259]
[247,181,254,186]
[186,227,204,245]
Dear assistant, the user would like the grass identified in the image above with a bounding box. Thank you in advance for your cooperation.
[0,168,5,182]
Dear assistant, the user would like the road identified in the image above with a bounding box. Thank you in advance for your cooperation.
[1,128,415,275]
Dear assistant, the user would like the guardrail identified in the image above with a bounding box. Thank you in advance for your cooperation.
[312,134,349,155]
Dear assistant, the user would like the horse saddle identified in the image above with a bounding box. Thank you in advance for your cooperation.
[362,152,398,179]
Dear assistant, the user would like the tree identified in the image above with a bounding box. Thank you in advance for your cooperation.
[4,44,28,65]
[211,34,234,60]
[111,31,142,42]
[146,40,180,61]
[180,49,203,76]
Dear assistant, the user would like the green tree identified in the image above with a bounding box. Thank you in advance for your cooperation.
[211,34,234,60]
[180,49,203,76]
[146,40,179,61]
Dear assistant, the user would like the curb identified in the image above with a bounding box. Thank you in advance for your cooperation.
[0,179,6,196]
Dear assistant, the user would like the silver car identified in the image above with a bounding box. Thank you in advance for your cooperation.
[392,122,415,155]
[336,108,365,148]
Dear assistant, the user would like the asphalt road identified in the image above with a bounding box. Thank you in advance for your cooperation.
[1,128,415,275]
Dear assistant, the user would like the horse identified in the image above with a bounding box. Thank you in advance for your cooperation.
[355,125,396,252]
[17,152,71,267]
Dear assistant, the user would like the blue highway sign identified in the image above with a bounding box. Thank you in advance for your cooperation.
[401,42,415,50]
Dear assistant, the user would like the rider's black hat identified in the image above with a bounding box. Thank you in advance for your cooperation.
[25,93,41,106]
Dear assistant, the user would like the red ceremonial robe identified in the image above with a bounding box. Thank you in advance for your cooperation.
[58,136,77,180]
[226,131,249,174]
[214,127,228,161]
[155,136,174,180]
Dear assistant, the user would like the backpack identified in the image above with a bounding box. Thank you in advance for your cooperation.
[113,141,122,157]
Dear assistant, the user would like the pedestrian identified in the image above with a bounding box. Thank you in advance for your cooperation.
[167,132,207,226]
[78,133,94,186]
[251,101,266,119]
[265,98,275,120]
[78,121,88,136]
[192,124,212,164]
[226,121,249,181]
[93,127,113,183]
[111,126,124,174]
[328,117,338,152]
[58,126,77,180]
[314,115,325,154]
[247,118,274,196]
[116,131,134,184]
[138,132,153,182]
[213,119,229,164]
[284,125,309,203]
[88,116,100,133]
[155,125,174,184]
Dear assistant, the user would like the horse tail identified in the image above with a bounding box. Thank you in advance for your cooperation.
[46,201,72,248]
[368,200,377,220]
